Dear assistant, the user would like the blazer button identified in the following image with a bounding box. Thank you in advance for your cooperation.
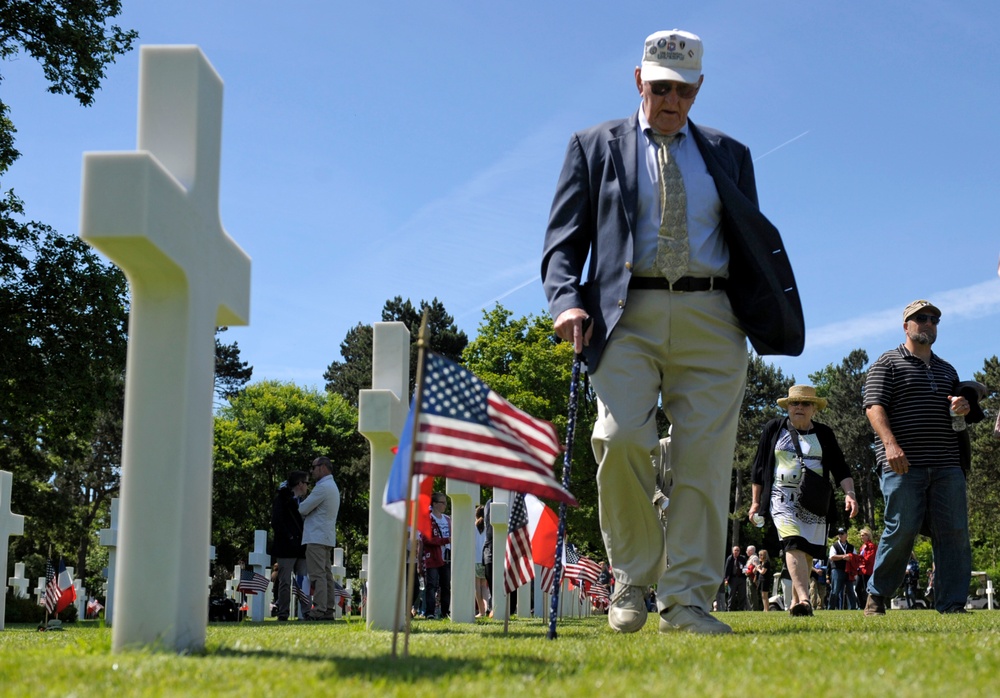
[618,299,625,308]
[624,261,632,271]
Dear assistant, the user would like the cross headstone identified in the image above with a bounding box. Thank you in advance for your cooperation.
[359,554,369,619]
[248,530,270,622]
[489,489,510,621]
[533,564,545,618]
[8,561,28,599]
[98,497,119,625]
[358,322,410,631]
[446,480,478,623]
[331,548,346,620]
[0,471,25,631]
[34,577,46,607]
[79,46,250,653]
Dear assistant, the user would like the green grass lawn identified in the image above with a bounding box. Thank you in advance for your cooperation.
[1,610,998,697]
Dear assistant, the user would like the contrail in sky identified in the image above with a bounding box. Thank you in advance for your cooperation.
[754,131,810,162]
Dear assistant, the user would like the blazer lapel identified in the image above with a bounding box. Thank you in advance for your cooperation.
[608,114,639,240]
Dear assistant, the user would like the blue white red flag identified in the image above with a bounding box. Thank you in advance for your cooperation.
[384,352,575,505]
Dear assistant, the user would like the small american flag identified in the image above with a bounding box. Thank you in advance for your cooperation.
[564,545,601,585]
[43,559,60,614]
[293,575,311,606]
[236,569,269,595]
[401,353,576,505]
[334,583,351,602]
[539,564,559,594]
[589,582,611,609]
[503,493,535,594]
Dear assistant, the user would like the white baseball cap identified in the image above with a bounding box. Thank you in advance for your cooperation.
[640,30,703,84]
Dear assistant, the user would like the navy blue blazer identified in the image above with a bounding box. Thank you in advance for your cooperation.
[541,113,805,371]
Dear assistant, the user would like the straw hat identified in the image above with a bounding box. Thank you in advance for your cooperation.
[776,384,828,410]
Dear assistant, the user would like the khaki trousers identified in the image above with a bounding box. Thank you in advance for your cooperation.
[306,543,336,617]
[589,288,747,612]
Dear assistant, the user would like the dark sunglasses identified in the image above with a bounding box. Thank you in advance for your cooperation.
[909,314,940,325]
[648,81,699,98]
[787,400,815,407]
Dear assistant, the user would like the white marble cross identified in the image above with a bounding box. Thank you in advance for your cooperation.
[98,497,119,625]
[446,480,478,623]
[248,530,270,622]
[80,46,250,652]
[358,322,410,631]
[34,577,46,606]
[7,561,28,599]
[0,471,25,631]
[359,553,369,619]
[331,547,346,619]
[489,489,510,621]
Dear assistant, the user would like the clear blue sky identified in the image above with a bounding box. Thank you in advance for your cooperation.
[5,1,999,391]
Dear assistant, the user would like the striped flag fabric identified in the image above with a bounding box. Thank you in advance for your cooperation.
[43,560,60,614]
[388,352,576,505]
[504,493,535,594]
[293,575,311,607]
[564,545,602,585]
[589,582,611,609]
[236,569,270,595]
[539,564,558,594]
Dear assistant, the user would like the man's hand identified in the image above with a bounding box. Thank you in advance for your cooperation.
[553,308,593,355]
[948,394,970,416]
[885,441,909,474]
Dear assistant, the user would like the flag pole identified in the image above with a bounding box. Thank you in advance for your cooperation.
[548,351,584,640]
[391,310,431,659]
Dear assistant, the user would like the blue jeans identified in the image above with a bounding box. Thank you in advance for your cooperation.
[867,467,971,613]
[829,568,849,610]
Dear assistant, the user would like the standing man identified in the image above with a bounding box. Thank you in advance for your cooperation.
[863,300,972,615]
[270,469,308,621]
[827,528,855,610]
[723,546,747,612]
[541,29,803,635]
[299,456,341,621]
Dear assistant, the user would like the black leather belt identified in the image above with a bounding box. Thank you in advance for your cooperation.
[628,276,728,292]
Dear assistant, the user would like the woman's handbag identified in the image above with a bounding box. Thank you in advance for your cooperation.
[787,420,834,517]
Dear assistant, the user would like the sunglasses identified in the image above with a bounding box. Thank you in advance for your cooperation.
[909,313,940,325]
[787,401,815,407]
[648,81,699,99]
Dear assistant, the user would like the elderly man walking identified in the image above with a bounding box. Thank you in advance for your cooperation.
[541,28,803,635]
[299,456,341,621]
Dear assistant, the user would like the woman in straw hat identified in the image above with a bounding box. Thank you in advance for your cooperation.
[748,385,858,616]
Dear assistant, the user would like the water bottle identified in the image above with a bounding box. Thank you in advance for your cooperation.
[950,408,966,432]
[752,514,765,528]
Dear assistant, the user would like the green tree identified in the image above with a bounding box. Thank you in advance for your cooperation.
[462,305,602,558]
[810,349,879,528]
[968,356,1000,574]
[731,352,794,549]
[324,297,467,407]
[212,381,366,582]
[214,326,253,402]
[0,0,136,585]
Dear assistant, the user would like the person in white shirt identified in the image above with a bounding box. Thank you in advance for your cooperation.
[299,456,341,620]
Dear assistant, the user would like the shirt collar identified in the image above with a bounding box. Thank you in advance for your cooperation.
[637,106,689,143]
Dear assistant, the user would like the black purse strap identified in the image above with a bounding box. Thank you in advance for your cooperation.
[786,418,808,476]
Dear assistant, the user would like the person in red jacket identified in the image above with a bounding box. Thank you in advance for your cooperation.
[856,527,877,608]
[422,492,452,619]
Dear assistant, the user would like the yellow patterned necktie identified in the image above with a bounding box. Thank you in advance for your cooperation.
[652,133,689,283]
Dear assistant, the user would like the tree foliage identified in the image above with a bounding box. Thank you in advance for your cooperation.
[324,296,467,407]
[212,381,366,583]
[214,326,253,401]
[461,305,602,558]
[968,356,1000,574]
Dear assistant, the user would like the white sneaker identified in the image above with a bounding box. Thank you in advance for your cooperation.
[659,605,732,634]
[608,584,648,633]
